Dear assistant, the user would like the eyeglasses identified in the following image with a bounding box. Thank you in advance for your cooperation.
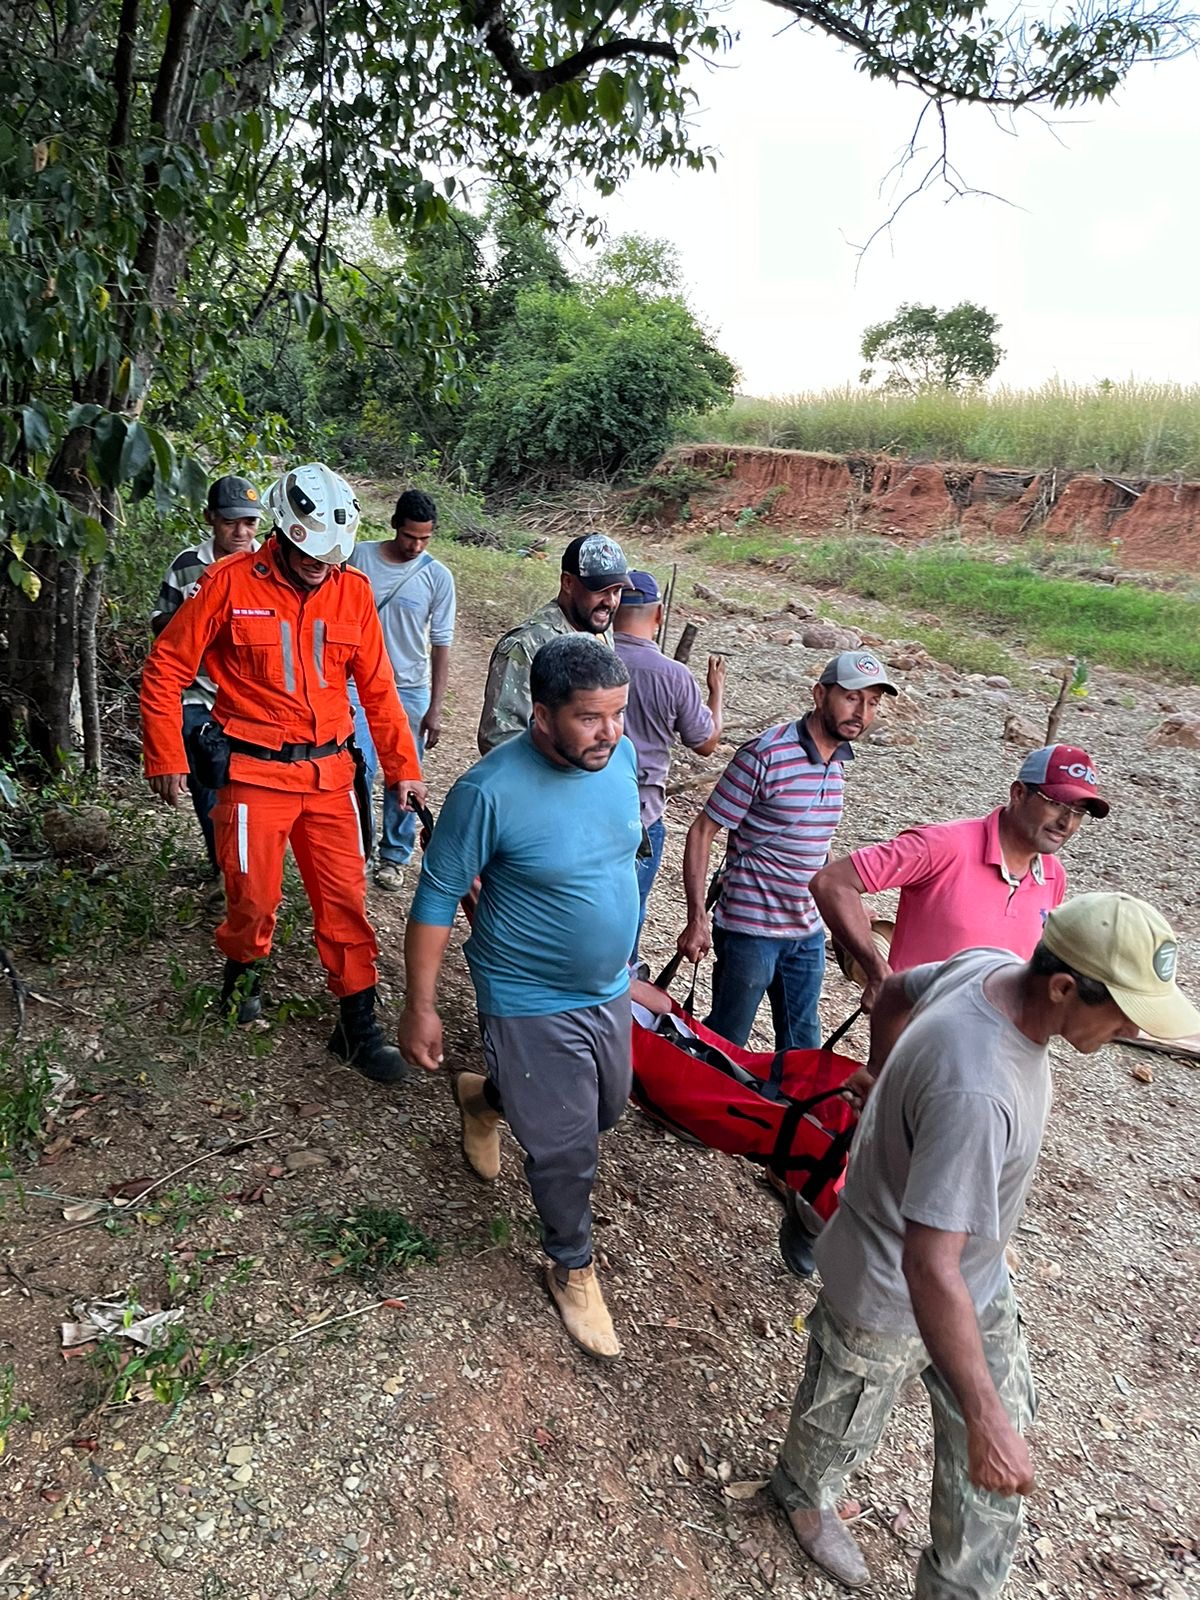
[1033,788,1090,821]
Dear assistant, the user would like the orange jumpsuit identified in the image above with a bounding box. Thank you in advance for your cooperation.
[141,538,421,996]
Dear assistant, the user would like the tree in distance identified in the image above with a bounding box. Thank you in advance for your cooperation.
[859,303,1004,391]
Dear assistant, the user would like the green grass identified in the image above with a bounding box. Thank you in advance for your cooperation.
[298,1206,438,1282]
[436,540,554,615]
[698,535,1200,680]
[0,1040,56,1178]
[682,381,1200,478]
[0,1364,30,1457]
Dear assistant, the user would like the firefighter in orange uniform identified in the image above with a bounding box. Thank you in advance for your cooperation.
[141,462,426,1083]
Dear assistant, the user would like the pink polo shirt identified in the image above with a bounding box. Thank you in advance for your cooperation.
[851,808,1067,971]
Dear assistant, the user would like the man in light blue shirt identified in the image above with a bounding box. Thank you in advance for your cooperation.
[399,636,640,1361]
[349,489,456,891]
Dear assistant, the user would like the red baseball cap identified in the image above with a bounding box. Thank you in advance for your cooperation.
[1017,745,1109,817]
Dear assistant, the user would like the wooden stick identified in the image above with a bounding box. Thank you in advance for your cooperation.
[230,1296,400,1376]
[21,1128,282,1248]
[657,562,677,650]
[1045,664,1073,745]
[673,622,699,665]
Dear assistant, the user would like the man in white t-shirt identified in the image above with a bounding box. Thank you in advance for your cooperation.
[772,893,1200,1597]
[349,489,456,891]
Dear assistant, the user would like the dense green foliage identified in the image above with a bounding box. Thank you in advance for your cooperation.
[689,382,1200,477]
[459,278,737,483]
[220,217,735,483]
[2,0,1195,765]
[860,303,1003,391]
[0,0,725,764]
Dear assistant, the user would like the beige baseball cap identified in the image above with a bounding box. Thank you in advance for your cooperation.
[1042,892,1200,1039]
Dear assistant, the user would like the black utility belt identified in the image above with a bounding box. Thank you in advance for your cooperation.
[227,735,352,763]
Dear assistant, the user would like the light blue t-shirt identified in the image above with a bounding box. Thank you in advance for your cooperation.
[410,732,641,1017]
[349,541,456,690]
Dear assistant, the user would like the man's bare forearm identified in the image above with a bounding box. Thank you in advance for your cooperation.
[866,973,914,1077]
[903,1228,1034,1498]
[682,811,722,920]
[905,1238,1006,1432]
[811,860,889,987]
[429,644,450,717]
[403,920,454,1011]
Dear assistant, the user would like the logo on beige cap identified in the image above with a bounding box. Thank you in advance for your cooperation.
[1153,940,1177,982]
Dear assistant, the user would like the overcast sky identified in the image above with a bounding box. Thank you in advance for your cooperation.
[583,2,1200,395]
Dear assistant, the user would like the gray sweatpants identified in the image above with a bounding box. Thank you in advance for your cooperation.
[478,993,632,1270]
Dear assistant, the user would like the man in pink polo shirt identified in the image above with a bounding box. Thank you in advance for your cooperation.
[812,744,1110,1009]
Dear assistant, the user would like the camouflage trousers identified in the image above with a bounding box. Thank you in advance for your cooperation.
[772,1282,1036,1600]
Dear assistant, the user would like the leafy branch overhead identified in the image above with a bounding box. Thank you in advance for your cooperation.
[765,0,1194,108]
[1,0,1195,766]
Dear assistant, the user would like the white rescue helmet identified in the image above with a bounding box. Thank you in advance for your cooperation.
[267,463,360,564]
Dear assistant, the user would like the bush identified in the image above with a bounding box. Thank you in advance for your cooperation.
[461,284,737,484]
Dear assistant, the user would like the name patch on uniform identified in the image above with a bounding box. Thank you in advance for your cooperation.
[233,607,275,617]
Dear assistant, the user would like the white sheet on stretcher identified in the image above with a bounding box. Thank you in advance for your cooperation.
[631,1002,699,1038]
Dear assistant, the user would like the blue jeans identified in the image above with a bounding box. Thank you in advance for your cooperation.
[181,702,218,873]
[632,817,666,961]
[349,682,429,865]
[705,924,826,1052]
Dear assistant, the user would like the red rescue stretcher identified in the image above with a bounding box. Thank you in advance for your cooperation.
[629,983,862,1233]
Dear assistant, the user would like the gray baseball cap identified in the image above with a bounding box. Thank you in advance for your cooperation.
[818,650,897,695]
[206,475,263,520]
[561,534,635,593]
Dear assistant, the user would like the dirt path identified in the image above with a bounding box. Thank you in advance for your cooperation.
[2,532,1199,1600]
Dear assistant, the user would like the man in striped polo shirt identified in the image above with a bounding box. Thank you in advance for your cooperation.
[150,475,262,875]
[677,652,895,1051]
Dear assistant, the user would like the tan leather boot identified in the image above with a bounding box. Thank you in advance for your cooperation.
[452,1072,501,1181]
[787,1506,870,1589]
[544,1262,621,1360]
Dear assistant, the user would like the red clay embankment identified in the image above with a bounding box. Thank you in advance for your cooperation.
[663,444,1200,571]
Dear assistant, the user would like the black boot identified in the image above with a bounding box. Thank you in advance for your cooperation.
[778,1210,817,1279]
[328,986,407,1084]
[220,958,263,1025]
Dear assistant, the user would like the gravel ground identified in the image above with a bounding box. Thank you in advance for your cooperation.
[1,530,1198,1600]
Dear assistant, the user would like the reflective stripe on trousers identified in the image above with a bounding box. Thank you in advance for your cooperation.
[211,780,378,997]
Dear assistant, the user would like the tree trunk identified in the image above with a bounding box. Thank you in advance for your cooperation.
[2,425,97,770]
[3,548,76,769]
[79,559,105,775]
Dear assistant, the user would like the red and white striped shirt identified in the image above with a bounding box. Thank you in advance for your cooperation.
[705,718,850,939]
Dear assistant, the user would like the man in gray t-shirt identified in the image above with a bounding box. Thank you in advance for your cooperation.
[348,489,455,891]
[773,893,1200,1599]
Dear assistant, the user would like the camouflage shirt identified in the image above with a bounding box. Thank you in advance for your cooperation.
[150,539,220,709]
[476,599,613,754]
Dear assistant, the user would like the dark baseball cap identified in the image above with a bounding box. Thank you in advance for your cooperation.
[618,570,662,606]
[207,475,262,519]
[562,534,635,593]
[818,650,897,696]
